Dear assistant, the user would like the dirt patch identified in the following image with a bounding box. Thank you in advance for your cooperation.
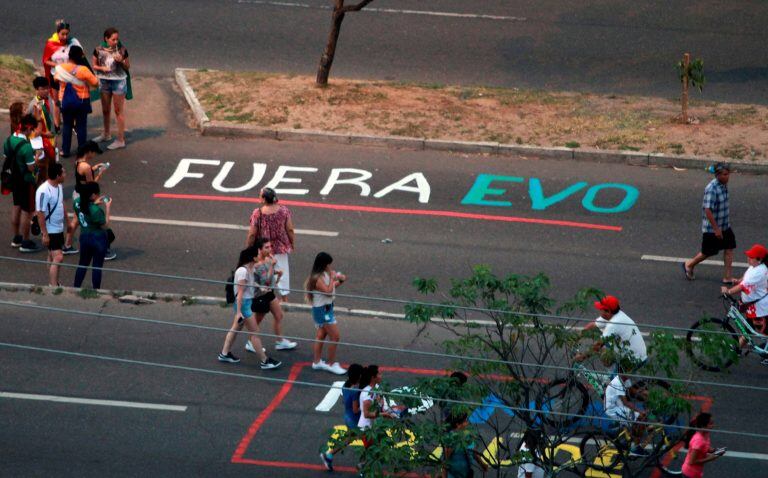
[0,55,37,110]
[187,70,768,161]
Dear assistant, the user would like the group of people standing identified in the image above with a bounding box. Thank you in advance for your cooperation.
[217,188,348,374]
[3,20,130,287]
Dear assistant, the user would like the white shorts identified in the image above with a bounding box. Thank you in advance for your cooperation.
[274,253,290,296]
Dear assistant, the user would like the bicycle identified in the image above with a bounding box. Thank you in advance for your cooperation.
[686,294,768,372]
[579,419,687,477]
[537,362,675,429]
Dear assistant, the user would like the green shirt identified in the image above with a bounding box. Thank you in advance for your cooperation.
[3,135,36,184]
[73,197,107,235]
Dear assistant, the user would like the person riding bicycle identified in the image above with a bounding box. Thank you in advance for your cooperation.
[604,367,648,457]
[720,243,768,363]
[575,295,648,372]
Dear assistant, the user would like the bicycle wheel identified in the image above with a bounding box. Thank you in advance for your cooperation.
[685,318,739,372]
[656,439,686,476]
[537,379,589,428]
[579,432,624,475]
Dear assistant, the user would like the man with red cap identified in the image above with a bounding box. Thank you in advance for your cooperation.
[721,244,768,365]
[576,295,647,369]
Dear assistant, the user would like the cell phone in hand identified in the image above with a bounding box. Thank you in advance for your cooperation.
[713,447,727,456]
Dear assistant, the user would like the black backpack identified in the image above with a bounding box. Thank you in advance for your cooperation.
[225,270,235,304]
[1,138,24,195]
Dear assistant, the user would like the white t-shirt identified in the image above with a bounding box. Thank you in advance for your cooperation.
[517,444,545,478]
[35,182,64,233]
[741,264,768,317]
[357,386,375,429]
[604,375,633,418]
[602,311,647,362]
[311,272,334,307]
[234,266,255,300]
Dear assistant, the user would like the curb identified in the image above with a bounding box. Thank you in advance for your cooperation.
[0,281,407,321]
[175,67,768,174]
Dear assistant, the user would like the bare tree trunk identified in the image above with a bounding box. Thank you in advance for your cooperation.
[317,5,346,86]
[681,53,690,124]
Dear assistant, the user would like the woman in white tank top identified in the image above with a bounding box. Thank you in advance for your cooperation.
[305,252,347,375]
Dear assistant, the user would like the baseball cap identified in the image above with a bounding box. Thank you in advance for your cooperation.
[594,295,620,313]
[745,244,768,260]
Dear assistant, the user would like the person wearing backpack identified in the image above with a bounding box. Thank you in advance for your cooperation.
[54,45,98,158]
[4,114,43,252]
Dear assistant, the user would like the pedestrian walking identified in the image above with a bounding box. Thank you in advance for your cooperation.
[320,363,364,472]
[92,27,131,150]
[682,413,725,478]
[306,252,347,375]
[42,20,82,128]
[72,182,110,289]
[218,246,282,370]
[683,163,736,283]
[35,163,67,286]
[63,140,105,255]
[5,113,42,252]
[54,45,98,158]
[246,187,295,302]
[245,238,298,352]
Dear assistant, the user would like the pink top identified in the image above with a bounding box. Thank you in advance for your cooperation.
[682,431,710,478]
[250,206,293,254]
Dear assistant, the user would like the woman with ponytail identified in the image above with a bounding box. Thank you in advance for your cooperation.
[73,182,110,289]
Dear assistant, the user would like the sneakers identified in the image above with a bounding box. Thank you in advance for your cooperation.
[629,445,649,457]
[92,134,113,143]
[10,235,22,248]
[275,339,298,350]
[327,362,347,375]
[217,352,240,363]
[19,240,41,253]
[62,245,79,255]
[312,360,330,371]
[320,452,334,472]
[104,249,117,261]
[107,140,126,150]
[245,340,266,354]
[260,357,282,370]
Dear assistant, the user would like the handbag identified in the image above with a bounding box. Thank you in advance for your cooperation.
[251,290,275,314]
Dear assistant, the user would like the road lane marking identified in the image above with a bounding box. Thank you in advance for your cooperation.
[236,0,527,22]
[67,213,339,237]
[0,391,187,412]
[154,193,623,232]
[641,255,749,268]
[314,381,345,412]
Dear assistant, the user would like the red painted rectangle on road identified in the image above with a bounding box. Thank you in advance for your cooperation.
[154,192,623,231]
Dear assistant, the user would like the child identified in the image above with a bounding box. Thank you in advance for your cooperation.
[320,363,364,472]
[305,252,347,375]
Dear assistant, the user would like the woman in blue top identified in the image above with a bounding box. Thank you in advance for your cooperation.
[320,363,363,472]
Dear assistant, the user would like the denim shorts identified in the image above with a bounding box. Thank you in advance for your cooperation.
[234,298,254,320]
[312,303,336,328]
[100,78,127,95]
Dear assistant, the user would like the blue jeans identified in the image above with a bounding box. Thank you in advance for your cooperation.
[61,103,90,156]
[74,232,107,289]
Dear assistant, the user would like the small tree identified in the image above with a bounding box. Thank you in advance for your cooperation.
[316,0,376,86]
[676,53,705,124]
[336,266,725,477]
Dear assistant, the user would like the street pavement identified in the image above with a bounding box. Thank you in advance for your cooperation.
[3,1,768,103]
[1,77,767,476]
[1,290,766,477]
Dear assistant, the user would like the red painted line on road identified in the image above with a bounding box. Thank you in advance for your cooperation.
[154,192,623,232]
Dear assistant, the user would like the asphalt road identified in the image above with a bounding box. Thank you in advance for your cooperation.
[1,291,766,477]
[3,1,768,103]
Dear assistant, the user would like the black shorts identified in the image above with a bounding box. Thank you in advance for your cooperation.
[47,232,64,251]
[701,228,736,256]
[12,181,34,212]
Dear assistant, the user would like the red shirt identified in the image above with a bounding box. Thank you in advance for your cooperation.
[249,206,293,254]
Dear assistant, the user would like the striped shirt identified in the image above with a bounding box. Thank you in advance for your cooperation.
[701,178,729,233]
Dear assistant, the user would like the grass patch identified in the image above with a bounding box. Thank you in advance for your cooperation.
[0,55,36,75]
[78,288,100,299]
[565,141,581,149]
[389,123,425,138]
[52,287,63,295]
[710,107,760,126]
[719,143,750,160]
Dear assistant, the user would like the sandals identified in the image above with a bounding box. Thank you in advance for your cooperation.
[682,262,694,281]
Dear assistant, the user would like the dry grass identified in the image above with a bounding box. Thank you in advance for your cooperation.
[187,70,768,161]
[0,55,37,109]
